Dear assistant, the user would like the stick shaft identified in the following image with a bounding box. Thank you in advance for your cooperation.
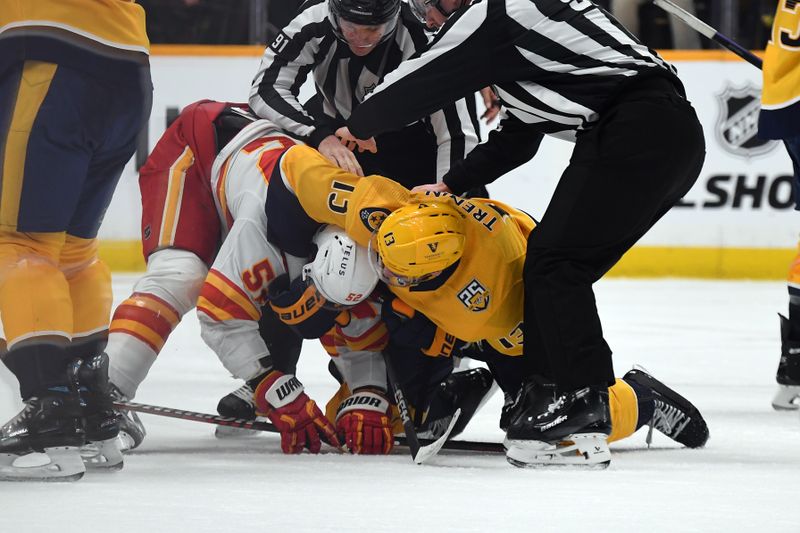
[382,353,422,457]
[114,401,278,431]
[115,400,506,454]
[653,0,763,70]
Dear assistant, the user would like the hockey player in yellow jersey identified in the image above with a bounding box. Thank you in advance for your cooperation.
[759,0,800,411]
[0,0,152,480]
[266,144,710,466]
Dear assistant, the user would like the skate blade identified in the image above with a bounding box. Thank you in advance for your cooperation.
[504,433,611,469]
[0,446,86,481]
[80,438,124,471]
[214,424,261,439]
[771,385,800,411]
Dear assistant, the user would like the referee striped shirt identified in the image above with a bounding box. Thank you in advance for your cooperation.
[249,0,480,179]
[347,0,681,142]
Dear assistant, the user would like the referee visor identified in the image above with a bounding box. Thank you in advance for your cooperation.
[337,17,398,49]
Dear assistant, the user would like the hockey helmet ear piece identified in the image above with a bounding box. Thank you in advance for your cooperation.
[329,0,401,44]
[304,225,379,306]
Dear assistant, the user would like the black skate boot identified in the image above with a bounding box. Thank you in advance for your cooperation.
[0,387,86,481]
[773,314,800,410]
[623,366,709,448]
[73,354,124,470]
[215,381,259,438]
[504,378,612,468]
[109,385,146,452]
[417,367,494,440]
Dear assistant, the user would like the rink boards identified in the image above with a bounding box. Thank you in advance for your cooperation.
[97,47,795,278]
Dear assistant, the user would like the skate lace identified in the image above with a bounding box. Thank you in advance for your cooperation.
[546,394,566,415]
[646,399,691,446]
[1,399,38,437]
[231,384,256,406]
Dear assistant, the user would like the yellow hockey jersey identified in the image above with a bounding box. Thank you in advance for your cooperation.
[0,0,149,54]
[274,145,536,355]
[759,0,800,138]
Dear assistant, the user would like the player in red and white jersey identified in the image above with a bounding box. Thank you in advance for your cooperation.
[106,100,391,454]
[104,102,315,448]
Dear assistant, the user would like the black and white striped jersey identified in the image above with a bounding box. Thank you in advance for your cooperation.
[347,0,682,142]
[249,0,480,179]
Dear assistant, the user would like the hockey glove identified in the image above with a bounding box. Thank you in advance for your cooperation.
[381,297,464,357]
[253,370,341,454]
[269,273,347,339]
[335,388,394,455]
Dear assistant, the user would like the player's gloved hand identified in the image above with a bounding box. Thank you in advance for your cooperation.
[335,388,394,455]
[381,296,464,357]
[269,273,348,339]
[253,370,341,454]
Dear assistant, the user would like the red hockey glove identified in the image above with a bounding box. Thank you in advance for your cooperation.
[335,388,394,455]
[253,371,341,454]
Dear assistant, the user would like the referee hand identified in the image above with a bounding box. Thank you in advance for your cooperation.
[336,127,377,154]
[411,182,452,194]
[319,135,365,176]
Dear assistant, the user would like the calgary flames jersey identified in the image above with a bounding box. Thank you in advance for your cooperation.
[760,0,800,138]
[270,145,536,355]
[197,123,395,382]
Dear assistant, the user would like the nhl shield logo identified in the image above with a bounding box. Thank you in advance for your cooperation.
[457,279,489,312]
[715,84,778,157]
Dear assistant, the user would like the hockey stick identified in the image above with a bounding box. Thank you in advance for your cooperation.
[652,0,763,69]
[114,401,278,432]
[382,352,463,464]
[115,400,504,454]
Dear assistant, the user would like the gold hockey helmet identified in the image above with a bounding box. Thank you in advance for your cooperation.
[372,201,465,286]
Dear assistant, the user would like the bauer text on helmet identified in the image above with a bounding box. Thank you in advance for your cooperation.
[304,226,379,306]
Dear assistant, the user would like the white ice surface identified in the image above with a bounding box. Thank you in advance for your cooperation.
[1,275,798,533]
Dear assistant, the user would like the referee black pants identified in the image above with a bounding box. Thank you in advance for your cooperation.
[522,77,706,390]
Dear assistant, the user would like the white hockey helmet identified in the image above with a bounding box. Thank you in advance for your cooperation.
[303,225,379,307]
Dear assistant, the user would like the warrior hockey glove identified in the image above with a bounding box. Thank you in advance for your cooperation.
[253,370,341,454]
[269,274,347,339]
[381,296,464,357]
[335,388,394,455]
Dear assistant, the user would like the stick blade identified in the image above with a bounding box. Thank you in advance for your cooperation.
[412,408,461,464]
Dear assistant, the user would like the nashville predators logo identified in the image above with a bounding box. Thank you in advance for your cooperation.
[457,279,489,312]
[360,207,391,232]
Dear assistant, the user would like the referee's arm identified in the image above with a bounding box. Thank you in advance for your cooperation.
[249,9,333,147]
[443,114,544,194]
[347,1,495,140]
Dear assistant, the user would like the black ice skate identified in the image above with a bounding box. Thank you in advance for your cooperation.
[0,388,86,482]
[504,379,612,468]
[214,382,260,438]
[623,366,709,448]
[772,314,800,410]
[73,354,124,471]
[417,367,495,440]
[109,385,147,452]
